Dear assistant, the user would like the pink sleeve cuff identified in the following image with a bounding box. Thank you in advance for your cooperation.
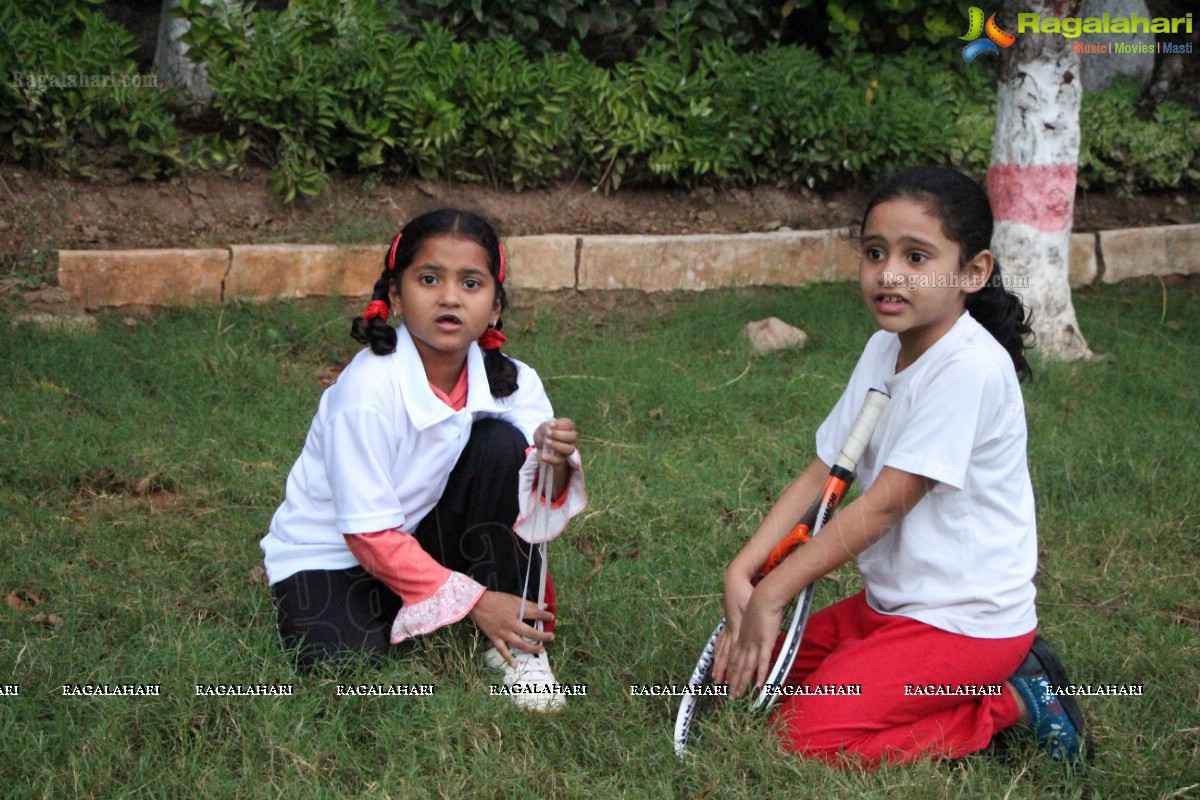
[346,531,487,644]
[513,448,587,544]
[390,571,486,644]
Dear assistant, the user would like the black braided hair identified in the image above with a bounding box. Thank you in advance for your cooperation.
[349,272,399,355]
[861,166,1034,381]
[349,208,519,397]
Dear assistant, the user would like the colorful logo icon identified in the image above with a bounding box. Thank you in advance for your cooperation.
[961,7,1016,62]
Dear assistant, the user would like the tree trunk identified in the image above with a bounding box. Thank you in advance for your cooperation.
[986,0,1093,361]
[154,0,214,107]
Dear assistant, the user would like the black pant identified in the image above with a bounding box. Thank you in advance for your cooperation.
[272,418,541,670]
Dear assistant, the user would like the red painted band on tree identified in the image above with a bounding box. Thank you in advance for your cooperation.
[986,163,1078,233]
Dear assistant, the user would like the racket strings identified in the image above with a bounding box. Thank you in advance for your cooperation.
[518,434,554,632]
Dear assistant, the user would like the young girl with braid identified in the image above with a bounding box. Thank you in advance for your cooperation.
[714,167,1093,766]
[262,208,585,711]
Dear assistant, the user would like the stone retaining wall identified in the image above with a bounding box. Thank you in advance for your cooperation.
[57,223,1200,308]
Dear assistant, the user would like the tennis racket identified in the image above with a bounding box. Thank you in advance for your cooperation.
[673,388,889,758]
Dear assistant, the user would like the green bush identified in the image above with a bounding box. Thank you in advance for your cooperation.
[182,0,587,198]
[454,39,581,188]
[1079,79,1200,192]
[754,50,995,188]
[386,0,973,59]
[781,0,970,55]
[181,2,1005,196]
[181,0,1200,200]
[179,0,387,200]
[4,1,1199,201]
[0,0,183,179]
[390,0,774,58]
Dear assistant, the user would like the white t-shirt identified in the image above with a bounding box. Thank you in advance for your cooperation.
[815,313,1037,638]
[261,324,554,585]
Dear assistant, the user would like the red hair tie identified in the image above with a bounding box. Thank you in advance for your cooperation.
[386,231,403,271]
[363,300,389,322]
[497,242,506,283]
[479,327,507,351]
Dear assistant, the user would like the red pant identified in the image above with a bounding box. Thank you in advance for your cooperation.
[773,591,1033,768]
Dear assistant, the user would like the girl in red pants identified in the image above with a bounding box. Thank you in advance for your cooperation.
[714,167,1091,766]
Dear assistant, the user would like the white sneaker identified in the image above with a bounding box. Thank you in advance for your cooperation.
[484,645,567,713]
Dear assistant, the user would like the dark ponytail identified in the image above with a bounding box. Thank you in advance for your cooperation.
[483,343,519,398]
[862,166,1033,381]
[965,260,1033,382]
[350,208,520,398]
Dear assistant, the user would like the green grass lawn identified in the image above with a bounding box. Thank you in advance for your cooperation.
[1,279,1197,799]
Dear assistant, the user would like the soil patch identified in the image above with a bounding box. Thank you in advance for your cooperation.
[2,165,1198,277]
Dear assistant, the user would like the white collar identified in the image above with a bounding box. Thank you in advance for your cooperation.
[394,324,502,430]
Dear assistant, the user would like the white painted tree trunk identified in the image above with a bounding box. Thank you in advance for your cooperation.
[986,0,1093,360]
[154,0,215,107]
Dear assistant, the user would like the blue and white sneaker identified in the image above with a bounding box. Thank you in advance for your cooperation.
[1008,636,1093,766]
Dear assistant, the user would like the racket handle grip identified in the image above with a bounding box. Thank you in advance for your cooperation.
[833,388,889,472]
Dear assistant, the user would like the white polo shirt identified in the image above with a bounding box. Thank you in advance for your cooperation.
[262,324,553,585]
[815,313,1037,638]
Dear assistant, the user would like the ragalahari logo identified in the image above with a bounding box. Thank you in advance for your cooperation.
[961,7,1016,62]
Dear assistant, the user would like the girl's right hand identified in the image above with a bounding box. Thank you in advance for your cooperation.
[468,589,554,667]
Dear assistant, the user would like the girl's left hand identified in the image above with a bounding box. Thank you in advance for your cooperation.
[534,418,578,465]
[712,568,754,683]
[724,583,787,699]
